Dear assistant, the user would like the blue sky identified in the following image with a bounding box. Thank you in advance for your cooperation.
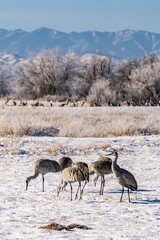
[0,0,160,33]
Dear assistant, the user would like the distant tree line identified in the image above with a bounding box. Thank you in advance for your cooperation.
[0,50,160,106]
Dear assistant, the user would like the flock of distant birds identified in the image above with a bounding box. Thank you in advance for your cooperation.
[26,150,138,202]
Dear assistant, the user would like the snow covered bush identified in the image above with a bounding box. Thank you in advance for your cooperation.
[87,78,116,106]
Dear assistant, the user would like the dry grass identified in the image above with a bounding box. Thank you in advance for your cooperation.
[42,144,64,155]
[0,105,160,137]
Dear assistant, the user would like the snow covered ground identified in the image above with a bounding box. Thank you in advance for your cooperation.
[0,135,160,240]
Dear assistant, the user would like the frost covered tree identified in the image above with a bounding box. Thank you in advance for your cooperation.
[113,59,139,103]
[129,61,160,105]
[12,50,160,105]
[139,52,158,69]
[0,67,10,97]
[75,55,114,99]
[61,51,80,98]
[15,50,79,99]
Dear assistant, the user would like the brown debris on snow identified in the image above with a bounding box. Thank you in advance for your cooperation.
[41,222,70,231]
[41,222,92,231]
[67,223,92,230]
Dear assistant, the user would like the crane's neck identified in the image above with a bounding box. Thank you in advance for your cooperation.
[26,171,39,183]
[111,152,119,173]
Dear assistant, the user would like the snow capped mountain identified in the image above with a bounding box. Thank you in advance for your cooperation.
[0,28,160,59]
[0,53,23,66]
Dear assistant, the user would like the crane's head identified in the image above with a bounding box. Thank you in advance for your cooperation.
[106,149,118,156]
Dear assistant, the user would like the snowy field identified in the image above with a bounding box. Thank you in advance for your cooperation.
[0,135,160,240]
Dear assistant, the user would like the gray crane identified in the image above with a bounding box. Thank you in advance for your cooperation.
[90,156,112,187]
[57,166,87,201]
[72,161,89,194]
[89,157,112,195]
[26,159,61,192]
[58,156,73,191]
[58,156,73,170]
[108,151,138,202]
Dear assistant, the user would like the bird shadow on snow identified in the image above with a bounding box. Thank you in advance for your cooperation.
[132,189,160,204]
[132,199,160,204]
[108,189,155,194]
[136,189,155,192]
[103,189,160,204]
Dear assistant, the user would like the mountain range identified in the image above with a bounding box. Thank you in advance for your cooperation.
[0,28,160,59]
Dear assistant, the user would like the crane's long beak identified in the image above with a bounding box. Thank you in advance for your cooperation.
[106,149,117,156]
[105,152,114,156]
[26,180,28,191]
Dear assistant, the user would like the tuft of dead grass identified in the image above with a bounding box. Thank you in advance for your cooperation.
[42,144,64,155]
[99,210,111,215]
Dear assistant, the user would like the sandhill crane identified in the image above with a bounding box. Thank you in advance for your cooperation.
[57,166,87,201]
[72,161,89,194]
[26,159,61,192]
[90,156,112,186]
[58,156,73,170]
[89,157,112,195]
[108,151,138,202]
[58,156,73,191]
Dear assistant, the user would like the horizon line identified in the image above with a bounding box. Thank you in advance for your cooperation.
[0,27,160,35]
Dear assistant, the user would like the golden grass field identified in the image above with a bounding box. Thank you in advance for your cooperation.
[0,100,160,138]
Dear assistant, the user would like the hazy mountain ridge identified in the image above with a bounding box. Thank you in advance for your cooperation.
[0,28,160,59]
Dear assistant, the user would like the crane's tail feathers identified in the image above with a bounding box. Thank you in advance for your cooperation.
[129,184,138,191]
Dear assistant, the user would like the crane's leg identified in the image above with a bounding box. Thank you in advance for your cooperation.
[100,175,105,195]
[81,181,87,195]
[120,187,124,202]
[79,182,82,199]
[100,175,103,195]
[57,182,62,197]
[57,182,61,196]
[60,177,68,192]
[93,174,99,186]
[26,180,28,191]
[101,175,105,195]
[69,183,73,201]
[75,182,81,200]
[57,180,67,197]
[127,188,131,202]
[63,182,68,192]
[42,175,45,192]
[57,187,60,197]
